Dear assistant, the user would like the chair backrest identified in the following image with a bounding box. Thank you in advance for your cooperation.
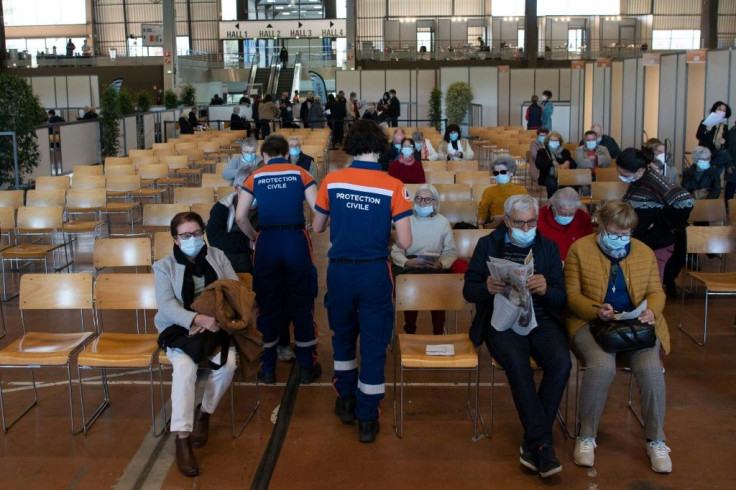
[173,187,215,205]
[216,186,235,201]
[143,203,190,229]
[19,273,93,311]
[153,231,174,261]
[73,165,103,176]
[152,143,175,151]
[129,149,154,159]
[472,184,490,204]
[175,142,197,153]
[434,183,472,202]
[202,174,231,189]
[26,189,66,207]
[66,188,107,210]
[730,199,736,226]
[395,274,472,313]
[689,199,728,225]
[72,174,106,190]
[190,203,213,224]
[455,171,491,186]
[105,165,135,177]
[685,226,736,255]
[440,201,478,225]
[138,164,169,180]
[0,189,25,209]
[160,155,189,169]
[105,156,132,167]
[94,273,157,310]
[590,181,628,202]
[447,161,479,172]
[425,171,455,185]
[16,206,64,231]
[132,156,160,169]
[422,161,447,172]
[0,206,16,236]
[106,175,141,192]
[93,237,152,269]
[453,229,491,259]
[557,168,592,187]
[594,167,620,182]
[35,175,70,190]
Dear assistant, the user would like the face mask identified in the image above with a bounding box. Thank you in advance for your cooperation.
[384,95,389,101]
[696,160,710,170]
[414,204,434,217]
[394,142,401,150]
[618,174,635,183]
[585,141,597,151]
[243,152,256,163]
[541,96,548,102]
[179,236,205,257]
[554,214,574,226]
[537,135,546,144]
[414,142,423,151]
[289,148,300,157]
[449,132,459,142]
[601,231,630,250]
[548,141,560,150]
[596,136,602,144]
[510,226,536,247]
[656,153,666,163]
[716,110,726,119]
[496,173,511,185]
[401,147,414,158]
[286,107,292,112]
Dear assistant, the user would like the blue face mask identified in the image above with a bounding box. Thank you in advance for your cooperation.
[243,152,256,163]
[510,226,536,247]
[537,135,546,144]
[401,147,414,158]
[554,214,574,226]
[414,142,423,151]
[394,142,401,150]
[548,141,560,150]
[696,160,710,171]
[289,147,301,157]
[414,204,434,217]
[179,236,205,257]
[586,141,597,151]
[449,132,459,142]
[596,136,602,144]
[496,174,511,185]
[618,173,637,183]
[601,231,630,250]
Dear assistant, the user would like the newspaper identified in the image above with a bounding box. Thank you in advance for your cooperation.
[487,250,538,336]
[702,112,725,127]
[613,300,647,321]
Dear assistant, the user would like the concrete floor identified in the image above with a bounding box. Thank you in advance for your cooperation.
[0,151,734,489]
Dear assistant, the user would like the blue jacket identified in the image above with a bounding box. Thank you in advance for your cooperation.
[463,225,566,347]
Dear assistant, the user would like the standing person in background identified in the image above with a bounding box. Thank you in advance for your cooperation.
[696,101,731,175]
[300,92,313,128]
[362,102,380,122]
[541,90,554,131]
[332,92,348,148]
[387,89,400,127]
[312,119,413,443]
[48,109,65,124]
[526,95,543,130]
[66,38,76,56]
[251,95,261,139]
[258,95,279,138]
[308,95,325,129]
[279,46,289,68]
[725,124,736,209]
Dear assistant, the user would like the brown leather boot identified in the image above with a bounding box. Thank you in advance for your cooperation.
[191,404,210,448]
[175,436,199,477]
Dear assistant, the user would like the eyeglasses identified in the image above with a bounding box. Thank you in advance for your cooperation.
[414,196,436,204]
[509,218,538,228]
[492,170,509,176]
[605,231,631,241]
[177,230,204,240]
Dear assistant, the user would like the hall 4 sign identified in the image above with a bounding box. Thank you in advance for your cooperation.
[219,20,346,39]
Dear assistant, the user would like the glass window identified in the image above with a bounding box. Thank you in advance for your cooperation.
[652,30,701,50]
[518,28,525,49]
[492,0,618,17]
[568,28,584,52]
[222,0,237,21]
[3,0,85,25]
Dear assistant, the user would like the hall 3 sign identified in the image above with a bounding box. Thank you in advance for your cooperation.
[219,20,346,39]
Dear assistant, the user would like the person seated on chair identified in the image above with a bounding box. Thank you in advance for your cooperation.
[537,187,593,261]
[681,146,721,200]
[438,124,474,161]
[206,166,257,273]
[535,130,575,199]
[229,106,250,132]
[188,107,202,129]
[178,110,194,135]
[564,200,672,474]
[412,131,439,161]
[529,127,549,179]
[154,211,238,477]
[464,193,570,479]
[477,156,527,229]
[280,101,300,129]
[575,130,612,181]
[391,184,458,335]
[222,138,263,184]
[379,128,405,171]
[287,136,315,174]
[388,137,426,184]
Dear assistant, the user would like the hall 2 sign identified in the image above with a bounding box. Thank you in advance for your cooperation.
[219,20,346,39]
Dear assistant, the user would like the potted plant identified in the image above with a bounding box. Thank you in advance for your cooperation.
[136,90,152,112]
[427,88,442,132]
[117,87,135,116]
[444,82,474,130]
[100,86,121,158]
[164,89,178,109]
[0,74,47,186]
[181,84,197,107]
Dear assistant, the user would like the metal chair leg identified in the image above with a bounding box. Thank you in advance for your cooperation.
[230,374,260,438]
[78,366,110,435]
[678,286,708,346]
[0,369,39,433]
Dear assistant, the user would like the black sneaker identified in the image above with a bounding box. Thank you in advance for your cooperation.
[537,444,562,478]
[519,445,539,472]
[334,396,357,424]
[358,419,380,443]
[257,371,276,385]
[299,362,322,385]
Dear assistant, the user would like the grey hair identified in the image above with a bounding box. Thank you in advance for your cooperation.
[549,187,581,210]
[415,183,441,213]
[492,155,518,174]
[233,106,240,114]
[287,136,302,146]
[591,123,603,135]
[233,164,256,185]
[411,131,424,142]
[504,194,539,218]
[692,146,711,162]
[241,137,258,150]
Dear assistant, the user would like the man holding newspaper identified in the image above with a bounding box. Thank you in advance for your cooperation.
[464,194,571,479]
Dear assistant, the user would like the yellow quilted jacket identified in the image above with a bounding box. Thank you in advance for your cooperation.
[564,234,670,354]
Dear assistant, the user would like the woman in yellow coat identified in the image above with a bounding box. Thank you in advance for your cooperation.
[564,200,672,474]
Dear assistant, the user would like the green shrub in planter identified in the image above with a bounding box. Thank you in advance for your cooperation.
[181,84,197,107]
[100,87,121,158]
[136,90,152,112]
[445,82,474,128]
[117,87,135,115]
[428,87,443,132]
[164,89,179,109]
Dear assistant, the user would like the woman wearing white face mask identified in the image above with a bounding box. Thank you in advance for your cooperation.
[153,212,238,477]
[537,187,594,261]
[535,130,576,199]
[388,137,426,183]
[682,146,721,200]
[565,200,672,474]
[391,185,458,334]
[643,138,678,185]
[696,101,731,174]
[438,124,474,161]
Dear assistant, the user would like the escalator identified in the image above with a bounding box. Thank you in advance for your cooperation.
[275,68,295,97]
[253,67,271,95]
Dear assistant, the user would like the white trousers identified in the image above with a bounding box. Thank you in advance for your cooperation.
[167,346,237,433]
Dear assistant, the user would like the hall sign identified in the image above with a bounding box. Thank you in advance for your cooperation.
[219,20,346,40]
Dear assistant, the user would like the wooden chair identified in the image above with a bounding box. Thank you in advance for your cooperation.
[0,273,94,433]
[153,231,174,261]
[557,169,593,195]
[132,156,160,170]
[217,186,235,201]
[35,175,70,191]
[161,154,201,186]
[191,203,213,224]
[129,149,154,159]
[677,226,736,345]
[105,156,132,167]
[0,207,16,247]
[393,274,482,438]
[64,189,107,250]
[143,203,190,233]
[729,199,736,225]
[93,237,152,273]
[72,165,104,176]
[0,190,25,209]
[76,273,163,435]
[71,174,106,190]
[104,175,142,234]
[422,161,447,172]
[0,206,71,300]
[173,187,215,206]
[594,167,620,183]
[202,174,231,190]
[472,184,491,204]
[453,229,491,259]
[152,143,175,152]
[105,165,135,177]
[136,164,169,203]
[455,171,491,186]
[448,161,479,173]
[440,201,478,226]
[425,171,455,185]
[435,184,472,202]
[689,199,728,225]
[25,189,66,207]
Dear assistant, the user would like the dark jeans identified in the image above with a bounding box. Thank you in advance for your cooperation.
[663,229,686,288]
[541,175,557,200]
[485,318,571,450]
[725,181,736,205]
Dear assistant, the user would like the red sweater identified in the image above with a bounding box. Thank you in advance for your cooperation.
[388,159,426,184]
[537,205,594,260]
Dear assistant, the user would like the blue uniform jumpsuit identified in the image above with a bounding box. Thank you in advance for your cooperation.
[241,159,318,374]
[315,160,413,421]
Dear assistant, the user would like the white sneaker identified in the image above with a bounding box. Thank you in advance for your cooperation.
[573,437,597,467]
[277,345,295,362]
[646,440,672,473]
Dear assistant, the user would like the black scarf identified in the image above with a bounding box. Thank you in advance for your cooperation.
[173,243,218,310]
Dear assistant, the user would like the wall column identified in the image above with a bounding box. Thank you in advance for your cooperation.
[700,0,718,49]
[163,0,177,91]
[524,0,538,67]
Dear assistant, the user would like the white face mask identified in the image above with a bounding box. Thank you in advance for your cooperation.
[179,236,205,257]
[716,110,727,119]
[541,96,548,102]
[656,153,666,164]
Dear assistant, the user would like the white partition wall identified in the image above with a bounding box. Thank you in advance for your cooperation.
[30,75,99,111]
[59,121,100,170]
[610,61,624,146]
[570,67,585,144]
[118,116,137,155]
[592,63,612,133]
[705,50,732,106]
[143,114,156,148]
[686,62,706,153]
[470,67,498,128]
[658,53,689,167]
[509,69,535,127]
[619,58,645,149]
[643,65,660,142]
[30,128,54,182]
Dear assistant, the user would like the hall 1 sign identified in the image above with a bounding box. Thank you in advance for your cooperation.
[219,19,347,40]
